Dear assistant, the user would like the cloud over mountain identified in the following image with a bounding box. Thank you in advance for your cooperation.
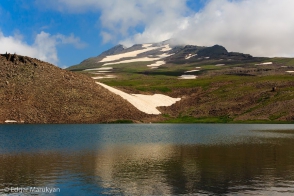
[41,0,294,57]
[172,0,294,57]
[37,0,189,45]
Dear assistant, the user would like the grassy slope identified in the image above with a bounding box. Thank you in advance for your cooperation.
[71,57,294,123]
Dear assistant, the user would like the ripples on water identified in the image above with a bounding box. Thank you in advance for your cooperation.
[0,124,294,195]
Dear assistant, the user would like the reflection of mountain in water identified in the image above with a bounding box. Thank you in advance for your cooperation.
[1,137,294,195]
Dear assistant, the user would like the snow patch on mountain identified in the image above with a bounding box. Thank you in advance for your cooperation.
[185,54,197,59]
[142,44,153,48]
[185,70,200,73]
[100,46,160,62]
[96,82,181,114]
[255,62,273,65]
[102,57,162,66]
[84,67,113,71]
[160,44,172,52]
[99,43,174,64]
[147,61,165,68]
[178,75,197,79]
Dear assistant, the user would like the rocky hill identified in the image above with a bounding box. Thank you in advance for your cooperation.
[0,53,149,123]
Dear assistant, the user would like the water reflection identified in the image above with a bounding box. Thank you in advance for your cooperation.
[1,124,294,195]
[1,138,294,195]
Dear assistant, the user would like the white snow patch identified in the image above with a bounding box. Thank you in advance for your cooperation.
[103,57,161,66]
[160,44,172,52]
[185,54,197,59]
[92,75,116,79]
[286,71,294,73]
[216,64,225,66]
[96,71,112,73]
[96,82,181,115]
[142,43,153,48]
[196,67,201,69]
[147,61,165,68]
[84,67,113,71]
[102,53,174,66]
[5,120,17,123]
[255,62,273,65]
[157,53,174,58]
[178,75,198,79]
[185,70,200,73]
[205,57,210,59]
[100,46,160,62]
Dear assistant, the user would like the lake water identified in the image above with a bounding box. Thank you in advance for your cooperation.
[0,124,294,195]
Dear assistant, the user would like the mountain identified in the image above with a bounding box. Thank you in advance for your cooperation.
[1,40,293,124]
[67,40,294,123]
[0,53,148,123]
[67,41,253,71]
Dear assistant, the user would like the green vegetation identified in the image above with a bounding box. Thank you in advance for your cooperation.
[162,115,232,123]
[71,57,294,123]
[106,120,134,124]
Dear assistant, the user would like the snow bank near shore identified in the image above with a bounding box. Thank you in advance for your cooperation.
[96,82,181,115]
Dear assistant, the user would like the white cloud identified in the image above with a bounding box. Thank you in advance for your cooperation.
[172,0,294,57]
[0,31,40,60]
[38,0,189,45]
[56,33,87,49]
[33,31,59,64]
[0,31,86,65]
[39,0,294,57]
[100,31,113,44]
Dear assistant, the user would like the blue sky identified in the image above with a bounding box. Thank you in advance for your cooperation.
[1,0,294,67]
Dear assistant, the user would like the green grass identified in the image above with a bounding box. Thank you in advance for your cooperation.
[271,57,294,66]
[162,115,232,123]
[105,119,134,124]
[70,57,294,123]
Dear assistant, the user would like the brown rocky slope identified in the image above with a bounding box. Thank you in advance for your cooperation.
[0,53,149,123]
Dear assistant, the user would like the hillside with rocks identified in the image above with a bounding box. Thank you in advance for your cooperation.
[0,53,149,123]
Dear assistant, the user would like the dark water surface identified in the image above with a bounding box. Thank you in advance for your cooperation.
[0,124,294,195]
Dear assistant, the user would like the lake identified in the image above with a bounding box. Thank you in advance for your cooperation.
[0,124,294,195]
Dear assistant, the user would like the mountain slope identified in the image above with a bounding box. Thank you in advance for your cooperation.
[66,40,294,123]
[67,41,253,71]
[0,53,148,123]
[68,41,175,71]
